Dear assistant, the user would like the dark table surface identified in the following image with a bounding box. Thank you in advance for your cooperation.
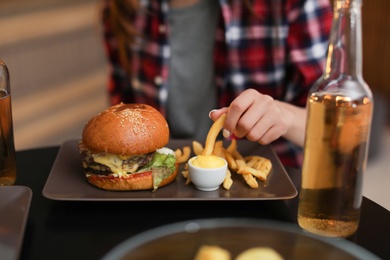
[13,144,390,260]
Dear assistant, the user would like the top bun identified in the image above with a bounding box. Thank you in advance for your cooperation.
[82,103,169,155]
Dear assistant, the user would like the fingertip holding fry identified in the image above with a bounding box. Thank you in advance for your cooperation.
[223,129,231,138]
[208,109,218,119]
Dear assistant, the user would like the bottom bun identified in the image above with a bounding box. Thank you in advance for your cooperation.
[85,168,178,191]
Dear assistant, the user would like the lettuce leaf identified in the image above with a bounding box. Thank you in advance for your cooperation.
[144,152,176,172]
[142,152,177,191]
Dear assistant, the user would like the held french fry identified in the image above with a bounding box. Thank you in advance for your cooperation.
[202,114,227,156]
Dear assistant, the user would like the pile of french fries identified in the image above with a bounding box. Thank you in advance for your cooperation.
[174,114,272,190]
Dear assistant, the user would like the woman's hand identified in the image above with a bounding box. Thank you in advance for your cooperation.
[209,89,306,146]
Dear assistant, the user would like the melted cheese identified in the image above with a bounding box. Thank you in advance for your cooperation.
[92,153,138,176]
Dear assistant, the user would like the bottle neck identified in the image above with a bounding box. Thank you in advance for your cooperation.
[325,0,363,79]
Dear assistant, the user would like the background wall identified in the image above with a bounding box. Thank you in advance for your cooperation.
[362,0,390,101]
[0,0,108,150]
[360,0,390,158]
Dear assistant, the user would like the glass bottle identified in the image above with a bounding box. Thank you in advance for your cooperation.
[297,0,373,237]
[0,60,17,186]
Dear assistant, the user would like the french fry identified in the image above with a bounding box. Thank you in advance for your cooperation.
[202,114,227,156]
[226,139,237,154]
[238,166,266,181]
[223,169,233,190]
[181,162,192,184]
[186,176,192,185]
[194,245,231,260]
[244,156,272,181]
[224,150,238,171]
[236,247,283,260]
[236,157,259,187]
[212,140,225,158]
[232,149,244,161]
[181,170,189,179]
[176,146,191,164]
[192,141,204,156]
[236,159,246,170]
[181,170,192,185]
[245,157,257,168]
[242,172,258,188]
[174,149,182,159]
[181,146,192,162]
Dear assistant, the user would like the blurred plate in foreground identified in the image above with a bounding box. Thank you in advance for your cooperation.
[102,218,379,260]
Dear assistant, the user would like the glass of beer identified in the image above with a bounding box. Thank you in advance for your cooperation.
[0,60,17,186]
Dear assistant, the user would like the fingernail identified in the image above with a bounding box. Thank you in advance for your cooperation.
[223,129,231,138]
[208,109,218,118]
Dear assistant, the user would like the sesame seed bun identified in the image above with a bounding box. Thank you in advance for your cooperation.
[81,103,169,155]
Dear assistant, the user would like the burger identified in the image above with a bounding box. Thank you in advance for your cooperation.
[78,103,177,191]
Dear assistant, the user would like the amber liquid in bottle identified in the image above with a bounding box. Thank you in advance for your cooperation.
[298,92,372,237]
[297,0,373,237]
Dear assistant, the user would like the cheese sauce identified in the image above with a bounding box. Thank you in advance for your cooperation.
[191,155,225,169]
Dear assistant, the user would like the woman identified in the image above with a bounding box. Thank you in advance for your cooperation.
[101,0,332,168]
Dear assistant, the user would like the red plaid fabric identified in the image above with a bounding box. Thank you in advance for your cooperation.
[101,0,332,168]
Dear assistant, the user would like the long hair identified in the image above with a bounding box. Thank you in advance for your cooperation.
[107,0,139,72]
[107,0,254,72]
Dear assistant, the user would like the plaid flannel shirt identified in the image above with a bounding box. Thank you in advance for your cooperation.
[102,0,332,168]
